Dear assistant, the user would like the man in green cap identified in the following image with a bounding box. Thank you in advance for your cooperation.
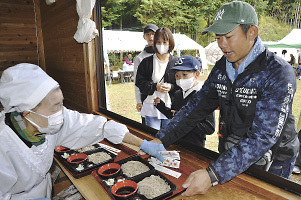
[149,1,299,196]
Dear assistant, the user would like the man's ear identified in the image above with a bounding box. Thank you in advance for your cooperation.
[248,25,258,41]
[195,70,201,77]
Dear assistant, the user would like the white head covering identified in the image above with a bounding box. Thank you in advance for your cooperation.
[0,63,59,113]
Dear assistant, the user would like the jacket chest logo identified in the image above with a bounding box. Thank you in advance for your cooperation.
[235,87,257,107]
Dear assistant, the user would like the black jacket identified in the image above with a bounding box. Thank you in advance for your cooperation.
[155,88,215,147]
[135,55,179,103]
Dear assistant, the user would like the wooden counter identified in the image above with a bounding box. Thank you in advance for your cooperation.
[54,112,300,200]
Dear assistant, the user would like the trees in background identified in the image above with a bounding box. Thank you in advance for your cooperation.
[101,0,301,47]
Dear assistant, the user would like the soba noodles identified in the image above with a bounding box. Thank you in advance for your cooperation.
[77,145,95,153]
[87,152,111,164]
[121,161,150,177]
[137,175,171,199]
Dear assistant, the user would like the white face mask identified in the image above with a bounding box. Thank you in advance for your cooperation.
[156,44,169,55]
[25,109,64,134]
[176,77,195,91]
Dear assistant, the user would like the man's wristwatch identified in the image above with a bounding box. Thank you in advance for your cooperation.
[206,167,219,186]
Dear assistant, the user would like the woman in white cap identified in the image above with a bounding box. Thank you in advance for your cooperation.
[0,63,165,200]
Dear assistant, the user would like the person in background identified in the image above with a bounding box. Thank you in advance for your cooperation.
[0,63,165,200]
[124,53,133,66]
[195,53,202,66]
[148,1,299,196]
[133,24,158,124]
[289,53,296,66]
[281,49,287,58]
[135,27,178,130]
[297,49,301,65]
[293,111,301,174]
[296,64,301,80]
[154,55,215,148]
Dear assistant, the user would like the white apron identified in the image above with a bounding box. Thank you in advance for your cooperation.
[0,107,128,199]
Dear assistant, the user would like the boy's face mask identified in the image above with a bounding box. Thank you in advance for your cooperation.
[176,77,195,91]
[25,109,64,134]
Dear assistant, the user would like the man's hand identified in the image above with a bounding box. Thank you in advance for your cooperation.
[136,103,142,112]
[181,169,212,196]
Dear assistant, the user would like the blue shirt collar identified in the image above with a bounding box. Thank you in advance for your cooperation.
[226,36,265,83]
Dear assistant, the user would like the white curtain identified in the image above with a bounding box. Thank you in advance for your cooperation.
[74,0,99,43]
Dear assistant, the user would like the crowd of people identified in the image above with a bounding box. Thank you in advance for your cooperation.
[0,1,300,199]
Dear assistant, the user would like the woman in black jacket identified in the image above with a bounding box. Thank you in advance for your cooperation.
[135,27,178,130]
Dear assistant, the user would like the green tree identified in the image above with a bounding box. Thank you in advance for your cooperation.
[101,0,300,48]
[258,15,293,41]
[101,0,141,30]
[266,0,301,28]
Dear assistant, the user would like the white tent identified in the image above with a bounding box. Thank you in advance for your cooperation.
[205,41,223,65]
[264,29,301,49]
[264,42,299,62]
[263,29,301,62]
[102,30,208,72]
[103,30,145,53]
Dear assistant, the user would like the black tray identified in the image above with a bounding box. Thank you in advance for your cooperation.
[132,170,177,200]
[116,155,155,180]
[104,170,177,200]
[75,144,101,153]
[97,156,177,200]
[57,146,117,173]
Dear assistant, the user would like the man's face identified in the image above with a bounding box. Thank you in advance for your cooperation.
[216,26,256,69]
[143,31,155,46]
[29,88,64,128]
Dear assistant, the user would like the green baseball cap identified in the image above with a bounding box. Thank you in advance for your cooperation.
[201,1,258,35]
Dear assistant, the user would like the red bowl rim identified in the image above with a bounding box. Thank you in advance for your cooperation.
[111,180,138,197]
[98,163,121,176]
[55,146,70,153]
[67,153,87,163]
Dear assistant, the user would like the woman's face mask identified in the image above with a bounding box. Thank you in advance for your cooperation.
[156,44,169,55]
[25,109,64,134]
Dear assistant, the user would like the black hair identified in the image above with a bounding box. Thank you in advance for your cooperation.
[240,24,258,41]
[240,24,251,34]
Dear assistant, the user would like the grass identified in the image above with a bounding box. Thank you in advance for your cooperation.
[107,69,301,184]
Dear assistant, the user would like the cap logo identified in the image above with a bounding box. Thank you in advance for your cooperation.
[215,9,225,21]
[175,57,185,65]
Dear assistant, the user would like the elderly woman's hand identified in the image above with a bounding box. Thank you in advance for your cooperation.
[140,139,166,162]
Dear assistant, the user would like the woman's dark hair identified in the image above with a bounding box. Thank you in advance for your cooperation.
[153,27,175,54]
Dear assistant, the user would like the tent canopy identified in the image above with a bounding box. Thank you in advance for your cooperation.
[103,30,204,52]
[205,41,223,65]
[264,29,301,48]
[102,29,208,70]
